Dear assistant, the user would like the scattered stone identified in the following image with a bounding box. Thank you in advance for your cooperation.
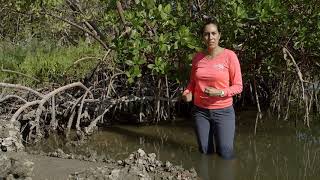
[0,120,24,152]
[68,149,198,180]
[137,148,146,157]
[0,153,11,177]
[117,160,123,165]
[0,152,34,179]
[109,169,120,180]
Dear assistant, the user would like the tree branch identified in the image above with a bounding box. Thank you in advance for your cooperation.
[45,11,110,51]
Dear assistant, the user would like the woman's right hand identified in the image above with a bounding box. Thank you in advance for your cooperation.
[182,92,193,102]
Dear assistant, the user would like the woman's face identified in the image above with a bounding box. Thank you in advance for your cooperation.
[203,24,220,50]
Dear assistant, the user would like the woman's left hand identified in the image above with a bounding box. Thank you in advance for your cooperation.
[204,87,224,97]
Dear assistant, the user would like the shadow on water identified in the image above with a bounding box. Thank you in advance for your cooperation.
[28,111,320,180]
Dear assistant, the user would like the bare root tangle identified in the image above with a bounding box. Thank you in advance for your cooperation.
[283,48,307,99]
[30,82,93,141]
[1,73,180,144]
[269,48,319,126]
[282,48,319,127]
[0,81,96,142]
[1,56,182,144]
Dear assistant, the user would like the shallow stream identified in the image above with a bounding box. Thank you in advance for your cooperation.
[29,110,320,180]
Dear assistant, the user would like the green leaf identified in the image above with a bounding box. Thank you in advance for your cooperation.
[177,2,182,12]
[125,71,131,78]
[133,65,141,76]
[127,77,134,84]
[125,60,134,66]
[138,58,146,65]
[164,4,171,14]
[147,64,154,69]
[160,11,167,20]
[145,0,155,9]
[160,44,167,52]
[174,41,179,49]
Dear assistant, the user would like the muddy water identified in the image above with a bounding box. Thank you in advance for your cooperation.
[30,110,320,180]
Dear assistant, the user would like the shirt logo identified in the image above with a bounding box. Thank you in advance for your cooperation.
[213,64,225,70]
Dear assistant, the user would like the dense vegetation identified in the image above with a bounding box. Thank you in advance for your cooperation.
[1,0,319,135]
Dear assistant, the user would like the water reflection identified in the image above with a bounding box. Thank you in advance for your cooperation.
[196,154,236,180]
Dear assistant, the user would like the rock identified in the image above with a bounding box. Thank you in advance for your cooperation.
[68,149,198,180]
[147,153,156,163]
[165,161,172,168]
[10,155,34,177]
[2,138,13,147]
[0,120,24,152]
[149,166,154,172]
[137,158,146,165]
[129,153,134,160]
[124,158,132,165]
[0,153,11,177]
[0,152,34,179]
[6,174,15,180]
[1,145,7,152]
[137,148,146,157]
[109,169,120,180]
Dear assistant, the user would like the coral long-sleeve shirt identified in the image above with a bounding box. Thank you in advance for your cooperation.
[183,49,243,109]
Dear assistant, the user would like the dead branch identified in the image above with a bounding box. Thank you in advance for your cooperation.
[73,56,100,65]
[50,95,57,130]
[1,66,40,82]
[102,49,112,62]
[76,90,90,132]
[45,12,110,51]
[85,104,114,135]
[107,72,125,97]
[0,83,44,98]
[65,95,84,138]
[116,1,126,26]
[283,47,312,127]
[283,47,306,99]
[0,95,27,103]
[66,110,76,139]
[10,100,41,122]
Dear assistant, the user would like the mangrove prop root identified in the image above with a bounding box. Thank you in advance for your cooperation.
[1,74,180,143]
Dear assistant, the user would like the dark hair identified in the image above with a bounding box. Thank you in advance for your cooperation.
[200,16,220,35]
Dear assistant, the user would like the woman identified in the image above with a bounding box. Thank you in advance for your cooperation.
[182,19,243,160]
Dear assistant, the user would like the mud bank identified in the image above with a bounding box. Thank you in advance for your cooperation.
[0,119,198,179]
[1,148,198,180]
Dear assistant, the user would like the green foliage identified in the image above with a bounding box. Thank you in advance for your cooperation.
[205,0,320,80]
[116,0,201,83]
[0,40,103,86]
[0,0,319,91]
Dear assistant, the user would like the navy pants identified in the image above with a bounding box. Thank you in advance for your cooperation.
[193,105,235,160]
